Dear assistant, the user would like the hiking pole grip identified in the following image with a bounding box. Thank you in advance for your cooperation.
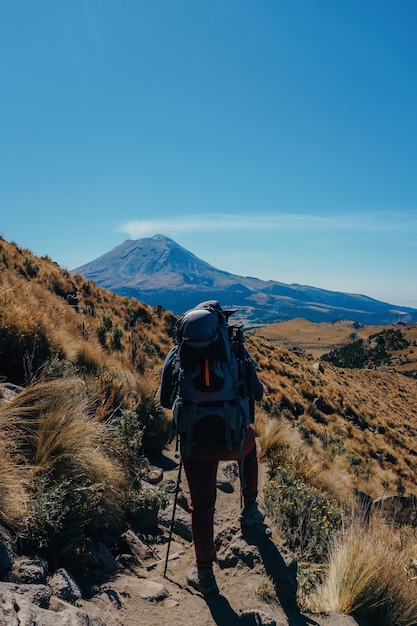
[163,456,183,578]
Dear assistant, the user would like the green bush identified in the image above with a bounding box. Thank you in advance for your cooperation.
[137,393,172,454]
[113,409,144,481]
[23,256,39,278]
[18,476,106,570]
[264,464,344,562]
[111,326,123,351]
[125,483,168,529]
[322,328,409,369]
[112,409,167,525]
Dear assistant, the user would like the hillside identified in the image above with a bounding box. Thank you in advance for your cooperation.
[255,318,417,377]
[2,236,417,498]
[2,236,417,624]
[73,234,417,325]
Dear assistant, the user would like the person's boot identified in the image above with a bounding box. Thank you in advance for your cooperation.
[240,502,265,526]
[186,565,219,595]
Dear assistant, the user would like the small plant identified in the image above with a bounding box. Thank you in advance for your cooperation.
[111,325,123,351]
[23,256,39,278]
[112,408,167,526]
[101,313,113,331]
[264,461,344,562]
[254,576,276,600]
[136,392,172,454]
[18,476,106,569]
[0,245,9,266]
[96,323,107,347]
[140,339,160,356]
[113,409,145,480]
[125,483,168,528]
[41,354,78,379]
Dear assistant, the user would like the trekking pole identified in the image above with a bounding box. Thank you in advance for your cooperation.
[163,454,183,578]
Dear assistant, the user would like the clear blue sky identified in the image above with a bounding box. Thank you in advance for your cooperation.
[1,1,417,308]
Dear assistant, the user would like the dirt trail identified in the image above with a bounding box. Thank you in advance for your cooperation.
[78,443,366,626]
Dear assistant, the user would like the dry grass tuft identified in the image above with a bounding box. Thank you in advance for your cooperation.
[0,438,30,525]
[257,414,302,459]
[310,517,417,625]
[0,378,126,519]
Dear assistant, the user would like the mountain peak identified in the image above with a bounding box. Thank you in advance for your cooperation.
[73,235,417,325]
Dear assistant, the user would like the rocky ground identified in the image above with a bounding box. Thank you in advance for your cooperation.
[0,441,369,626]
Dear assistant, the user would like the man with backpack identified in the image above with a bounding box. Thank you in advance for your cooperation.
[160,300,264,595]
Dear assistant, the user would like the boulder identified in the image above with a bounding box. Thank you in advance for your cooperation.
[49,568,83,603]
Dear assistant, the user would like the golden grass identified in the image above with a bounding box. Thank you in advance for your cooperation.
[3,235,417,513]
[254,318,417,361]
[0,378,127,519]
[0,438,30,525]
[257,414,303,458]
[310,517,417,625]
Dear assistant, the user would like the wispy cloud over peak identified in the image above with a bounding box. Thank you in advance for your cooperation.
[118,210,417,239]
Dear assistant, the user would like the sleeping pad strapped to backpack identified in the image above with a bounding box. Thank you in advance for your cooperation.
[171,302,252,457]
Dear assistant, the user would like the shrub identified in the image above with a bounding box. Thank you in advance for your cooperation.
[111,326,123,351]
[23,256,39,278]
[96,323,107,347]
[40,354,79,379]
[137,392,172,454]
[124,483,168,529]
[18,476,107,569]
[112,409,145,482]
[112,409,167,525]
[264,458,344,562]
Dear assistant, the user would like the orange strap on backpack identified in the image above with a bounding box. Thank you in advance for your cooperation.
[204,358,210,387]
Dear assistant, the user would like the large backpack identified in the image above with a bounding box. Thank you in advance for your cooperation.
[171,302,251,457]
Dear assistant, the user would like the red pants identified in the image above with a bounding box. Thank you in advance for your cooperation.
[182,426,259,568]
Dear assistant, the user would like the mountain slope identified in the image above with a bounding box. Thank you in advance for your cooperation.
[74,234,417,325]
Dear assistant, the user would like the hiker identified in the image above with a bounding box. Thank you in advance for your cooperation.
[160,300,264,595]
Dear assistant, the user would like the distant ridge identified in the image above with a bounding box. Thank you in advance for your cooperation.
[73,234,417,325]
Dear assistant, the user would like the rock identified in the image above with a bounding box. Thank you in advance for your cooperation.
[0,525,16,577]
[216,526,263,570]
[146,466,163,484]
[92,518,123,548]
[9,556,48,584]
[120,529,154,562]
[83,541,118,574]
[163,598,179,608]
[49,568,83,602]
[0,382,23,405]
[163,478,177,493]
[87,587,123,610]
[220,461,239,482]
[115,553,138,569]
[240,609,278,625]
[216,479,235,493]
[353,489,373,520]
[312,362,324,373]
[0,592,20,626]
[137,580,169,602]
[177,491,190,511]
[158,505,192,542]
[0,582,52,608]
[29,603,96,625]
